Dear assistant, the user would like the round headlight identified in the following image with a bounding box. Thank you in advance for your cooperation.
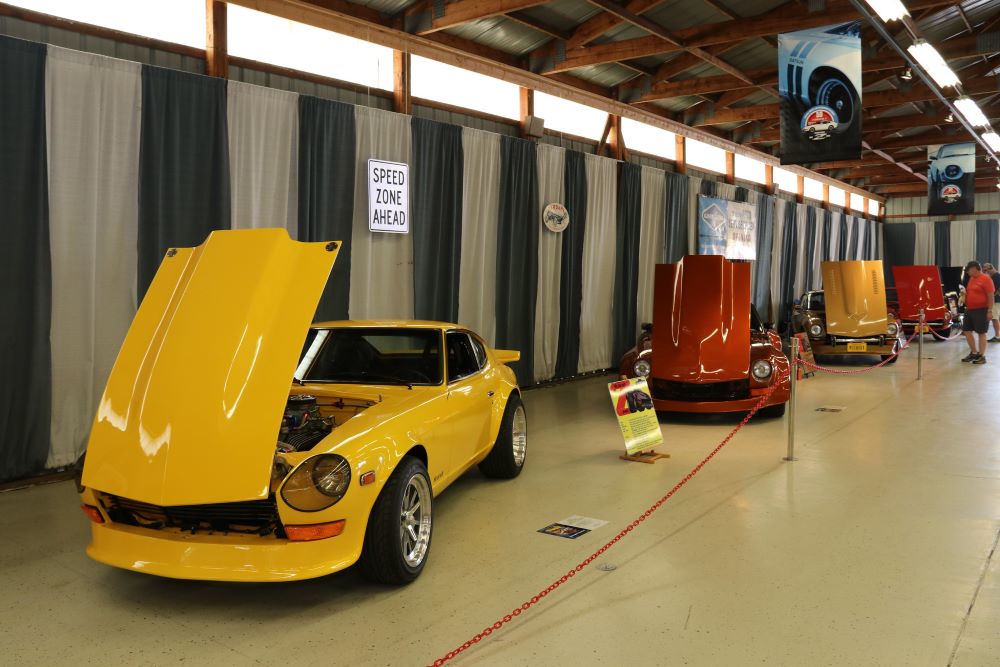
[752,359,773,380]
[633,358,651,378]
[281,454,351,512]
[887,322,898,336]
[808,323,824,337]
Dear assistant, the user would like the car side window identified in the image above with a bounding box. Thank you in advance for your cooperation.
[446,333,480,382]
[470,336,488,370]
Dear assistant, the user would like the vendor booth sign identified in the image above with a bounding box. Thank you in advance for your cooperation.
[698,196,757,260]
[368,159,409,233]
[608,378,663,456]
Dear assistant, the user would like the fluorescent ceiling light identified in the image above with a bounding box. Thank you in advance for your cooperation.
[954,97,990,127]
[982,132,1000,152]
[907,41,959,87]
[864,0,909,21]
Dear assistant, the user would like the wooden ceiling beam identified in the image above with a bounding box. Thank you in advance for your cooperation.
[413,0,550,35]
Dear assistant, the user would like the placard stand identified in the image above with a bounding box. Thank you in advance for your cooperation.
[619,450,670,464]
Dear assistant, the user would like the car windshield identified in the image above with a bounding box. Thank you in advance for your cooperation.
[296,328,443,386]
[806,292,825,310]
[939,145,972,159]
[750,305,764,330]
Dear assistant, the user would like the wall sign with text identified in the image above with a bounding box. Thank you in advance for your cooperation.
[368,159,409,234]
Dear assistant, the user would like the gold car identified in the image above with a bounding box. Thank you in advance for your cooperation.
[76,229,526,584]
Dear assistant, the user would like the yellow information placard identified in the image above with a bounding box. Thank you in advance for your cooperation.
[608,378,663,455]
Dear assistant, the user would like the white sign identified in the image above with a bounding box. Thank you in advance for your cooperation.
[543,203,569,232]
[368,159,409,234]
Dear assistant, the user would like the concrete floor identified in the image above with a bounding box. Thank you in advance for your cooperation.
[2,337,999,667]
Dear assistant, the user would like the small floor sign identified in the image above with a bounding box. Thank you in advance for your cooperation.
[608,377,663,455]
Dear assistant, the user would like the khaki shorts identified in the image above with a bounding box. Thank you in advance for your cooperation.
[994,303,1000,320]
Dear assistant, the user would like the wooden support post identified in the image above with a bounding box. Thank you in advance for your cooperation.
[675,135,686,174]
[796,174,804,203]
[606,114,626,161]
[393,50,412,115]
[519,87,534,139]
[844,188,851,210]
[597,114,613,157]
[205,0,228,78]
[725,151,735,184]
[822,183,830,209]
[764,164,774,194]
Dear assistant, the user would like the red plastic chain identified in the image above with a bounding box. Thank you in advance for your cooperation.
[928,327,964,341]
[797,331,918,375]
[427,376,786,667]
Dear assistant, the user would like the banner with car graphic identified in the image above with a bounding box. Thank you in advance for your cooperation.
[778,22,862,165]
[608,378,663,455]
[927,142,975,215]
[698,196,757,260]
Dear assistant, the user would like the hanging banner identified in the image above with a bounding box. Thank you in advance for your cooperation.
[368,159,409,233]
[697,196,758,259]
[608,378,663,456]
[778,22,862,165]
[927,142,976,216]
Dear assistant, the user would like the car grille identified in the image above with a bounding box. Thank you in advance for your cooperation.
[651,378,750,402]
[100,494,284,537]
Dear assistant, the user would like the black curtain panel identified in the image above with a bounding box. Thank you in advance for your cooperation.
[976,219,999,268]
[411,118,463,322]
[882,223,915,287]
[298,96,356,321]
[495,136,539,385]
[803,207,817,289]
[555,150,588,379]
[0,36,51,481]
[778,202,798,332]
[613,162,642,359]
[822,209,833,260]
[839,214,849,259]
[663,170,689,263]
[935,220,951,267]
[138,66,230,301]
[753,193,774,317]
[734,186,750,203]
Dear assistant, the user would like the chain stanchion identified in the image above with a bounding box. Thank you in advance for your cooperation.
[917,309,924,381]
[784,337,798,462]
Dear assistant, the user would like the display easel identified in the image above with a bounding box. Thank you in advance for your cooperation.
[619,450,670,464]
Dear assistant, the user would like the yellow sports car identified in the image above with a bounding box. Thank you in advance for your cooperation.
[76,229,525,584]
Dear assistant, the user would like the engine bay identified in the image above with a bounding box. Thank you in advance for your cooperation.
[276,393,374,453]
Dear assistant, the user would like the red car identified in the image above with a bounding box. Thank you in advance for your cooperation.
[889,265,953,337]
[618,255,790,417]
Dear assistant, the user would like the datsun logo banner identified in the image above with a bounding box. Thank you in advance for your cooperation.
[927,142,975,215]
[698,196,757,260]
[779,22,861,164]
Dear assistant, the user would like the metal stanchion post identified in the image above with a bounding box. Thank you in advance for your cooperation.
[917,308,924,381]
[784,337,798,462]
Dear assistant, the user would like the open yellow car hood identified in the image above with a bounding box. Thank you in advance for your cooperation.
[82,230,339,506]
[821,260,889,337]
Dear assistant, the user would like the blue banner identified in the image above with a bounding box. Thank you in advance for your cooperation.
[927,142,975,216]
[698,196,757,260]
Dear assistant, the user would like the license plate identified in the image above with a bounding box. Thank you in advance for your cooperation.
[847,342,868,352]
[919,324,930,333]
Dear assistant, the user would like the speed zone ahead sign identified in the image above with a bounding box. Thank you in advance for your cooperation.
[368,159,409,234]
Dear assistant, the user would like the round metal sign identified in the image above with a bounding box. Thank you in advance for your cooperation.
[543,203,569,233]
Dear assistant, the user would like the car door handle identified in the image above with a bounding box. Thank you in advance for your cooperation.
[487,391,495,397]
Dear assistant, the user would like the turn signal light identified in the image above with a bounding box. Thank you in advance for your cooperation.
[285,520,346,542]
[80,504,104,524]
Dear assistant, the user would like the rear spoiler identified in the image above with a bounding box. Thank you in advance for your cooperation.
[493,349,520,365]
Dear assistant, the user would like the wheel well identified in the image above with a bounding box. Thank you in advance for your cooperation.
[405,444,428,469]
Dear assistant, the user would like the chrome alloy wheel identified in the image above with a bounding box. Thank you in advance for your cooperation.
[400,474,432,568]
[512,405,527,467]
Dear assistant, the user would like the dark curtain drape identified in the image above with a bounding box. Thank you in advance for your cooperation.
[613,163,642,359]
[882,223,915,287]
[861,219,872,261]
[555,150,587,378]
[976,219,999,269]
[663,171,689,263]
[138,66,230,301]
[496,136,539,385]
[821,209,833,260]
[734,186,750,203]
[803,207,817,289]
[411,117,463,322]
[839,215,849,259]
[298,96,356,321]
[753,193,774,318]
[0,36,50,482]
[935,220,951,267]
[778,201,798,332]
[850,216,862,259]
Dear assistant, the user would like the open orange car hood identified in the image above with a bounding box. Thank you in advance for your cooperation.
[81,230,339,506]
[892,265,947,322]
[821,260,889,337]
[651,255,751,382]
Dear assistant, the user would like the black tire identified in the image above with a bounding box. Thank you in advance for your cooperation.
[360,456,432,585]
[758,403,786,419]
[881,354,898,364]
[934,328,952,339]
[478,394,526,479]
[808,67,857,133]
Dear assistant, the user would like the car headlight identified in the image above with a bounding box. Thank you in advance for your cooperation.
[281,454,351,512]
[808,323,824,337]
[751,359,773,380]
[633,358,651,378]
[887,322,898,336]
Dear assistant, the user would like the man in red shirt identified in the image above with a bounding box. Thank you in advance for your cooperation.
[962,261,996,364]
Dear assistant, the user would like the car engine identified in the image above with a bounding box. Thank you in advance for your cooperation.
[278,394,333,452]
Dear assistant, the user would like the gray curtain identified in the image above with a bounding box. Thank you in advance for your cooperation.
[663,170,689,263]
[411,117,463,322]
[839,215,849,259]
[495,136,539,385]
[753,193,774,317]
[882,223,915,287]
[298,96,356,321]
[821,209,832,260]
[976,219,999,268]
[138,66,230,301]
[778,201,798,331]
[935,220,951,266]
[613,162,642,359]
[803,207,818,289]
[555,150,587,379]
[0,36,50,481]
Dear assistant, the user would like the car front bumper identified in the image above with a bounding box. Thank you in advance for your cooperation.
[652,385,790,414]
[810,340,898,356]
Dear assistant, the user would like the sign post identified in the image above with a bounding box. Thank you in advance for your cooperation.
[607,378,668,464]
[784,337,799,462]
[918,308,924,381]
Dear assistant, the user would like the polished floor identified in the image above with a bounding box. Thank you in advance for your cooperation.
[2,337,999,666]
